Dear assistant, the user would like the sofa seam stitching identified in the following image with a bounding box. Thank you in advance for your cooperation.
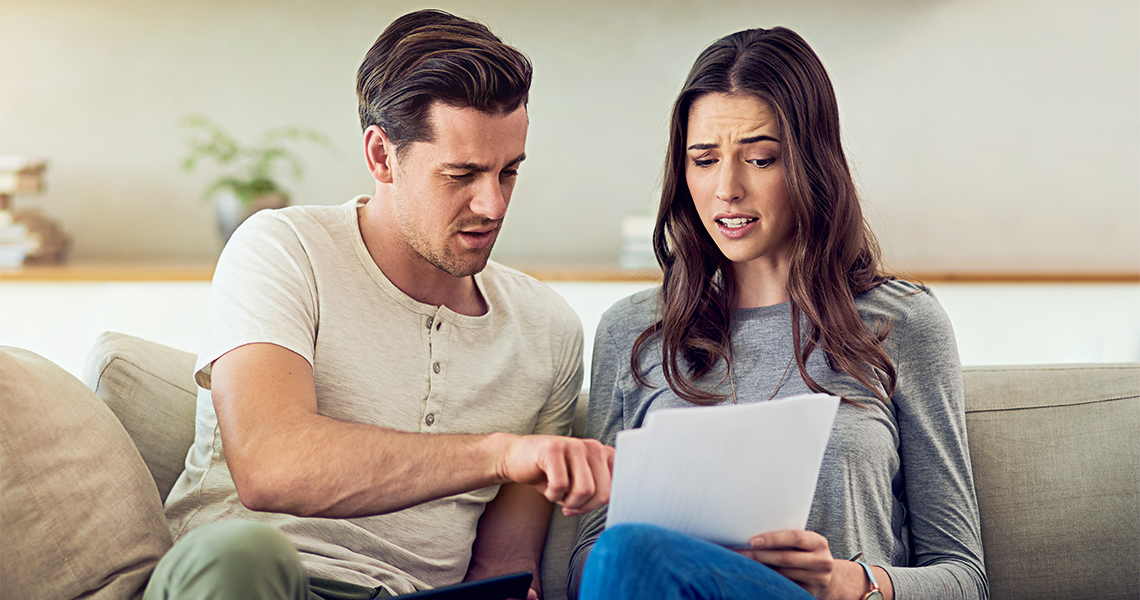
[966,394,1139,413]
[100,356,197,396]
[964,366,1138,373]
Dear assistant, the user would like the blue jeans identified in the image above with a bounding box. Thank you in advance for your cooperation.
[578,524,816,600]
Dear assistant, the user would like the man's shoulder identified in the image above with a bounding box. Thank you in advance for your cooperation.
[234,200,352,242]
[262,201,352,229]
[481,261,570,308]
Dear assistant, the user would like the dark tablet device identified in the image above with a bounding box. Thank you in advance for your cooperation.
[392,572,532,600]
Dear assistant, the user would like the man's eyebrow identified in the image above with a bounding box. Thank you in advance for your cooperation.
[441,153,527,172]
[687,135,780,151]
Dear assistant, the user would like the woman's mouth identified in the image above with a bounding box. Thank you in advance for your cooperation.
[715,216,758,239]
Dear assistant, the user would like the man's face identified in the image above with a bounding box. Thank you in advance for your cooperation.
[387,102,528,278]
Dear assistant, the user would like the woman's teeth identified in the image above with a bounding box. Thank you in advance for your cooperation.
[718,217,755,228]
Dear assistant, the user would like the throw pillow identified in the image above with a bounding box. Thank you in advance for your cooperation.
[0,346,172,600]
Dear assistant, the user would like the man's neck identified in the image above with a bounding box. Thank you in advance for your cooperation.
[357,200,488,316]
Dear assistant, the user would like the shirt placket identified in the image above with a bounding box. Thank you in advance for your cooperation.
[423,311,449,431]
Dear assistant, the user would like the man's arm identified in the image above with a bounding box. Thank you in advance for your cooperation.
[465,483,552,599]
[211,342,613,518]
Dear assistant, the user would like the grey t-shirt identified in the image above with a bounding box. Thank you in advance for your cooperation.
[570,280,986,599]
[164,198,583,594]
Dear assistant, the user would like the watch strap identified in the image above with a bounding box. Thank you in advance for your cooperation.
[855,561,882,600]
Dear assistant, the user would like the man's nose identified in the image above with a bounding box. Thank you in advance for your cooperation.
[470,178,508,220]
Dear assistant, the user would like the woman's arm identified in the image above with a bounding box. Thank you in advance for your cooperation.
[567,305,634,599]
[881,290,988,599]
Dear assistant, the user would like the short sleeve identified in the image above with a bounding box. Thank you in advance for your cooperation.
[532,305,585,436]
[194,210,320,389]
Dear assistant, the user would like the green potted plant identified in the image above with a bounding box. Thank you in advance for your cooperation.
[180,115,333,243]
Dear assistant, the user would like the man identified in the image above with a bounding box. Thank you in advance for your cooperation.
[146,10,613,599]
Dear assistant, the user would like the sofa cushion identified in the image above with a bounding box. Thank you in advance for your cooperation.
[83,331,198,503]
[0,346,173,600]
[963,363,1139,600]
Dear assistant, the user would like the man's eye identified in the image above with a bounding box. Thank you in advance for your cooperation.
[446,173,474,181]
[500,169,518,179]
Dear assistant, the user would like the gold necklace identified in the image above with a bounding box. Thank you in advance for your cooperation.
[728,354,796,404]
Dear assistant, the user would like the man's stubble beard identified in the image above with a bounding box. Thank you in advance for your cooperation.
[396,213,494,279]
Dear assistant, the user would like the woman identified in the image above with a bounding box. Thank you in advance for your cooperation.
[568,27,987,600]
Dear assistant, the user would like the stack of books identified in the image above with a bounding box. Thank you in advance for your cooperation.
[0,157,59,268]
[0,211,39,268]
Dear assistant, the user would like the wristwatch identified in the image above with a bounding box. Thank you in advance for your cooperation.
[855,561,883,600]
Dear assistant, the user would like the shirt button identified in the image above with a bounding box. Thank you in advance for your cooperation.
[425,413,435,426]
[426,316,434,329]
[433,361,441,373]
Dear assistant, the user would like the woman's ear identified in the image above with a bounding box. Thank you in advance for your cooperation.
[364,125,396,184]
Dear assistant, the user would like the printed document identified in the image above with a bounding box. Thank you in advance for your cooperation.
[606,393,840,548]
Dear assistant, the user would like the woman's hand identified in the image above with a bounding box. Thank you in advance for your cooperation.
[737,530,836,597]
[736,530,887,600]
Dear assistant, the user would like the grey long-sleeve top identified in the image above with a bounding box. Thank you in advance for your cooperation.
[569,280,987,600]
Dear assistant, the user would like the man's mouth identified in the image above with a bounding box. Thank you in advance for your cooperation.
[457,227,498,249]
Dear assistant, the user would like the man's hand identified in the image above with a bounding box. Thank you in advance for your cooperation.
[495,434,614,516]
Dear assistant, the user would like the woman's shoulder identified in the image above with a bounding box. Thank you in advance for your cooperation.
[856,278,944,321]
[596,287,662,344]
[857,278,957,351]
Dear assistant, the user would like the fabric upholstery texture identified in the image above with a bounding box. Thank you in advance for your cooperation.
[83,331,199,503]
[0,346,172,600]
[962,364,1140,600]
[4,333,1134,600]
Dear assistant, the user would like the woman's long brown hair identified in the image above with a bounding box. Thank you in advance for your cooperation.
[632,27,896,405]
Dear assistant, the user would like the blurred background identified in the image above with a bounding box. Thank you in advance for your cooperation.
[1,0,1137,379]
[2,0,1136,272]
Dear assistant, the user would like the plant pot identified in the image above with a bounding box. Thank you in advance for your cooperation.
[214,190,289,244]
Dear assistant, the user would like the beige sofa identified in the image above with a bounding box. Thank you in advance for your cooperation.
[1,332,1137,600]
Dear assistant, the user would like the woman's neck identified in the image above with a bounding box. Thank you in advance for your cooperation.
[731,255,791,309]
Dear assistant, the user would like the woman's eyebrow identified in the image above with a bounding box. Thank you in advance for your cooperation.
[687,135,779,151]
[738,134,779,145]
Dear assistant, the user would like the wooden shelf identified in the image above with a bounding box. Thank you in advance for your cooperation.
[0,261,1135,284]
[0,262,216,282]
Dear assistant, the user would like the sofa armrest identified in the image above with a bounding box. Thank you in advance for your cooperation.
[83,331,199,503]
[963,363,1139,600]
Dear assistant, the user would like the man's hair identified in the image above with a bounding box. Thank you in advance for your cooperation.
[356,9,532,153]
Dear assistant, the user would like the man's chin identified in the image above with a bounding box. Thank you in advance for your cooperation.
[435,249,493,278]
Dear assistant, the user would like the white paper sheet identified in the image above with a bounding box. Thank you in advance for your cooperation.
[606,393,840,548]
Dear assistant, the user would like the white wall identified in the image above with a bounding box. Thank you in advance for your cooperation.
[2,281,1136,386]
[2,0,1137,273]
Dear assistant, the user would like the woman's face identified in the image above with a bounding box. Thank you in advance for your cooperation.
[685,93,795,281]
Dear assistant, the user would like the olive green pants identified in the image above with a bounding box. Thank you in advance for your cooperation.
[144,520,393,600]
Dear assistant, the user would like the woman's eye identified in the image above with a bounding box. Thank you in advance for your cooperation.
[749,158,775,168]
[692,158,716,168]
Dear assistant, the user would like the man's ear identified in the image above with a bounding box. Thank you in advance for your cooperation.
[364,125,396,184]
